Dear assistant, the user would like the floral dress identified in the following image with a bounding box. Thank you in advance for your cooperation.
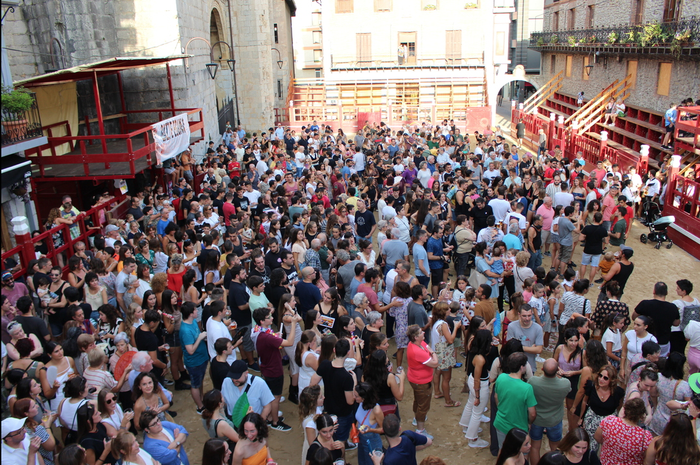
[389,297,411,349]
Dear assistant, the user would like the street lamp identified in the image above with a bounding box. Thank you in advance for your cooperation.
[271,48,284,69]
[185,38,237,79]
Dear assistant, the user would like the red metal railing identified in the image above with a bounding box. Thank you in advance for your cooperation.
[665,173,700,223]
[24,108,205,180]
[2,197,129,280]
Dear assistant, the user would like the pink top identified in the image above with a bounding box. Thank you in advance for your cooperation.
[602,194,616,222]
[536,204,554,230]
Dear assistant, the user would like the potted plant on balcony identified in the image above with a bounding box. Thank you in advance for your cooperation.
[567,35,578,46]
[607,32,619,45]
[640,23,663,47]
[671,30,693,58]
[1,86,35,140]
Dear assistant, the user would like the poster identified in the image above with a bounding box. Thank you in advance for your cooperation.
[152,113,190,164]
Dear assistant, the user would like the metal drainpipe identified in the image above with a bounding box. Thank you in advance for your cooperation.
[227,0,241,126]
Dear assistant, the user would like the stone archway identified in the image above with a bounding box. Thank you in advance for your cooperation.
[210,8,228,111]
[490,65,539,125]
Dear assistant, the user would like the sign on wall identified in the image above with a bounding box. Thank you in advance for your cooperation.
[153,113,190,164]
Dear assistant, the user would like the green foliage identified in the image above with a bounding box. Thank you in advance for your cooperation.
[537,38,545,47]
[1,86,35,119]
[550,35,559,44]
[464,2,478,8]
[607,32,619,44]
[588,35,597,44]
[423,4,437,10]
[567,35,577,46]
[640,23,663,47]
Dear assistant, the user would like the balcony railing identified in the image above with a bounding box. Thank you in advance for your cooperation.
[331,54,485,70]
[1,92,44,147]
[529,16,700,58]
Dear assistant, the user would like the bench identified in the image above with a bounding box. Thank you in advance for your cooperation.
[549,97,580,112]
[585,131,659,170]
[597,123,671,154]
[539,104,568,119]
[619,115,664,133]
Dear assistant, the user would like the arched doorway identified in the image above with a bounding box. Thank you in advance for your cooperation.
[490,67,539,128]
[210,8,228,112]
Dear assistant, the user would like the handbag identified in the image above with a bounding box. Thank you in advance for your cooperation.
[468,258,489,289]
[349,423,360,444]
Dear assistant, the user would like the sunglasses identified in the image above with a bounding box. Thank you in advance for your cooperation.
[599,374,609,381]
[106,397,115,404]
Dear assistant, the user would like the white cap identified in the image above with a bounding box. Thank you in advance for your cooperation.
[1,417,27,438]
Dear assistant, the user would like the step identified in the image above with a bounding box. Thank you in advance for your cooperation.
[539,104,568,119]
[595,122,672,154]
[549,97,580,112]
[618,115,664,132]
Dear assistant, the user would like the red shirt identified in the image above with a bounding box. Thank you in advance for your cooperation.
[407,341,433,384]
[357,283,379,307]
[166,268,186,293]
[222,202,236,226]
[256,331,284,378]
[228,161,241,178]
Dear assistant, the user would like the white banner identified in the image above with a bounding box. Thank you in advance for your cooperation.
[152,113,190,164]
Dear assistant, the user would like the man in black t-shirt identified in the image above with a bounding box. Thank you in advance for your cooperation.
[280,250,299,284]
[469,198,493,236]
[209,338,235,391]
[14,296,50,352]
[310,338,357,445]
[249,254,271,285]
[632,282,680,357]
[579,212,608,282]
[355,200,376,241]
[228,266,257,370]
[264,239,283,270]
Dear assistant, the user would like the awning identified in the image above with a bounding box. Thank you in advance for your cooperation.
[1,154,32,187]
[14,55,191,88]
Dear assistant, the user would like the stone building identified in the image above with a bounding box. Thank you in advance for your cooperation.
[529,0,700,110]
[287,0,518,132]
[2,0,295,135]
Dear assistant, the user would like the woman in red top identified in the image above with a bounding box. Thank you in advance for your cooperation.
[406,324,438,439]
[594,397,652,465]
[166,254,186,293]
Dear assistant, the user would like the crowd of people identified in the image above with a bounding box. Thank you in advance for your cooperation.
[2,118,700,465]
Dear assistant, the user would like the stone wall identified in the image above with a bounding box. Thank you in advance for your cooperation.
[543,0,700,31]
[2,0,288,139]
[533,52,700,111]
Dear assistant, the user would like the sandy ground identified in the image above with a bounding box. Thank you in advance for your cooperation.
[167,218,699,465]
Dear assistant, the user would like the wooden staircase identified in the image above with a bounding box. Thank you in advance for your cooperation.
[522,71,564,116]
[577,75,632,134]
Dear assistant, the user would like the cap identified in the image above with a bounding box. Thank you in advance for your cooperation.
[228,360,249,379]
[2,417,27,439]
[105,225,119,234]
[689,373,700,394]
[620,245,634,258]
[1,271,13,281]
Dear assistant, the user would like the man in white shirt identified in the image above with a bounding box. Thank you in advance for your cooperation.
[483,162,500,184]
[488,186,511,223]
[115,258,137,314]
[505,202,528,232]
[554,182,574,208]
[436,149,450,165]
[353,147,365,174]
[294,147,306,178]
[243,183,262,208]
[274,123,285,141]
[2,417,41,465]
[206,300,237,364]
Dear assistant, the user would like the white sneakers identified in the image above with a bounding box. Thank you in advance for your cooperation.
[468,438,490,448]
[481,414,490,423]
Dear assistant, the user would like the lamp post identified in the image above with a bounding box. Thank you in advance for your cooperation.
[271,48,284,69]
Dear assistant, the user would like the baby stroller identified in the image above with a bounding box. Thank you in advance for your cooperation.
[640,215,675,249]
[640,197,661,225]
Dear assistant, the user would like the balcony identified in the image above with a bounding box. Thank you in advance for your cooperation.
[529,16,700,60]
[1,90,47,156]
[330,54,485,71]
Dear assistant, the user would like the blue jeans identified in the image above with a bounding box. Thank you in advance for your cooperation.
[334,413,355,442]
[295,167,304,178]
[527,249,542,271]
[417,275,430,288]
[358,432,383,465]
[530,421,564,442]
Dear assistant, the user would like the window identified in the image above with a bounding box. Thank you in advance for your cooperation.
[553,11,559,32]
[274,24,279,44]
[632,0,644,25]
[567,8,575,29]
[496,31,505,56]
[566,55,573,77]
[357,33,371,62]
[315,70,322,78]
[586,6,594,28]
[277,80,282,98]
[446,30,462,61]
[313,32,321,44]
[313,50,322,63]
[627,60,638,89]
[582,56,590,80]
[663,0,682,22]
[399,32,417,65]
[336,0,353,14]
[550,55,556,74]
[374,0,391,12]
[657,62,672,96]
[311,12,321,26]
